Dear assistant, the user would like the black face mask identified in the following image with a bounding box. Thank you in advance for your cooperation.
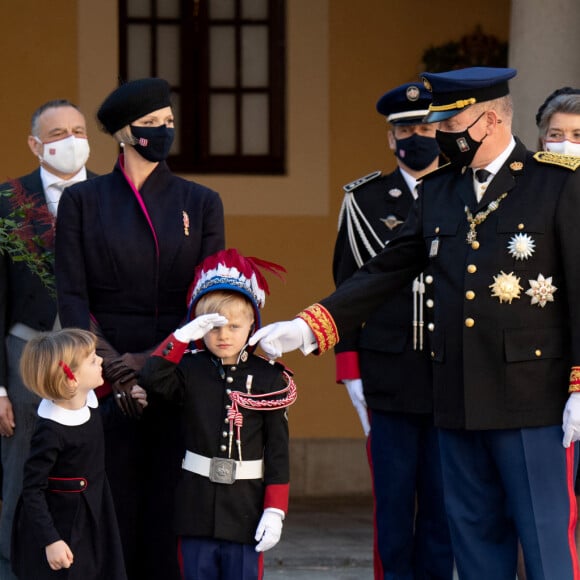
[130,124,175,162]
[435,111,487,167]
[394,134,440,171]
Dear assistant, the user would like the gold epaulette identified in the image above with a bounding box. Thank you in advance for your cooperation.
[533,151,580,171]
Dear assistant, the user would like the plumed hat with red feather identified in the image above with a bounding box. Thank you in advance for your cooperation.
[187,249,286,329]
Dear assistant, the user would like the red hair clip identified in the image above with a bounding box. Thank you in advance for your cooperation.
[58,361,76,381]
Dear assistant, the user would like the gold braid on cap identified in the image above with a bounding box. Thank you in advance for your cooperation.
[428,98,477,112]
[297,303,339,354]
[569,367,580,393]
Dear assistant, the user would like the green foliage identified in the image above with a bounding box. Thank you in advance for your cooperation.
[0,184,56,297]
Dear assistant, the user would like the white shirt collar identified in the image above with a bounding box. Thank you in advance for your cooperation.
[37,390,98,426]
[40,166,87,216]
[398,167,420,200]
[475,136,517,181]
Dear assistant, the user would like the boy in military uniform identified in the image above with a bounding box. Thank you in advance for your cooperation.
[140,249,295,580]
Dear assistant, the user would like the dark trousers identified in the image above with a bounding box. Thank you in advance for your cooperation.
[179,536,262,580]
[101,394,183,580]
[439,425,579,580]
[368,409,454,580]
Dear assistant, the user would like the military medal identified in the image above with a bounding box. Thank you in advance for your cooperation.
[182,210,190,236]
[429,238,439,257]
[507,233,535,260]
[464,192,508,244]
[381,215,404,230]
[489,271,522,304]
[526,274,557,307]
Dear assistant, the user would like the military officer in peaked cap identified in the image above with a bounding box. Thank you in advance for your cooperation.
[332,82,453,579]
[250,67,580,579]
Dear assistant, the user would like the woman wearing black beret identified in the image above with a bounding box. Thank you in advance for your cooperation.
[55,78,225,579]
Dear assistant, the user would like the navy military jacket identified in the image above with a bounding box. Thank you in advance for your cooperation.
[332,168,432,413]
[321,139,580,430]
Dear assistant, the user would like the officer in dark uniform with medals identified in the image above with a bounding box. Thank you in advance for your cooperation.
[250,67,580,580]
[332,83,453,579]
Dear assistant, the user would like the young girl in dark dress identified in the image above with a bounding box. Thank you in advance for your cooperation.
[11,329,146,579]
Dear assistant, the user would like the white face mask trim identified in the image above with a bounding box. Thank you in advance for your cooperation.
[544,140,580,157]
[36,135,90,174]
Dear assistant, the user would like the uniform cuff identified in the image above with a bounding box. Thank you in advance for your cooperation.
[569,367,580,393]
[296,303,339,354]
[335,351,360,383]
[264,483,289,514]
[151,334,189,364]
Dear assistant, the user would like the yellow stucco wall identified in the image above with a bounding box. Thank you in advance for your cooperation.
[0,1,510,439]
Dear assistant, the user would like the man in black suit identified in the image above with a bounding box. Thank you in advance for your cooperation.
[251,67,580,579]
[0,99,94,578]
[333,82,453,579]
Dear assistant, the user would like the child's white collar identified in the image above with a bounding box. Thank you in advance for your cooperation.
[37,390,98,426]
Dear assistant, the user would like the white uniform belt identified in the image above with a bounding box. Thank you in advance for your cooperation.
[182,450,264,480]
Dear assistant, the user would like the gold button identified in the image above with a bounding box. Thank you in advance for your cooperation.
[425,275,434,284]
[220,445,227,452]
[518,223,524,230]
[535,349,542,357]
[471,241,480,250]
[465,290,475,300]
[467,264,477,274]
[465,318,475,328]
[435,226,440,234]
[428,323,435,331]
[222,431,228,438]
[426,299,434,308]
[80,480,86,487]
[226,377,233,384]
[430,351,435,358]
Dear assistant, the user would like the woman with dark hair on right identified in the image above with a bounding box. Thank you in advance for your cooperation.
[536,86,580,153]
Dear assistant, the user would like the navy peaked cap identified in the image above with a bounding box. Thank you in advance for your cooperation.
[421,67,517,122]
[376,82,433,125]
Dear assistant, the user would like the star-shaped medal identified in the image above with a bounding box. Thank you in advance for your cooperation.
[489,271,522,304]
[526,274,557,307]
[507,233,535,261]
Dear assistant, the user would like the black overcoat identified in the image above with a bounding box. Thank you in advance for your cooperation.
[55,159,225,353]
[12,401,126,579]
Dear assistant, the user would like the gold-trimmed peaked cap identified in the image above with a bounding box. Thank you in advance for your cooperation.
[421,67,517,122]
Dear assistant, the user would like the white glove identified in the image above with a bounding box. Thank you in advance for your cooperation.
[562,392,580,447]
[344,379,370,436]
[173,313,228,343]
[254,508,284,552]
[249,318,316,359]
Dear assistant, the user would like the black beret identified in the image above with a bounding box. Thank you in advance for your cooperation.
[97,78,172,134]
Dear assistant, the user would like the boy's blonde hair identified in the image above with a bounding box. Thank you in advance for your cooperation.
[194,290,254,324]
[19,328,96,400]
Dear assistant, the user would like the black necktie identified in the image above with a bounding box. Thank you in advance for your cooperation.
[474,169,492,183]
